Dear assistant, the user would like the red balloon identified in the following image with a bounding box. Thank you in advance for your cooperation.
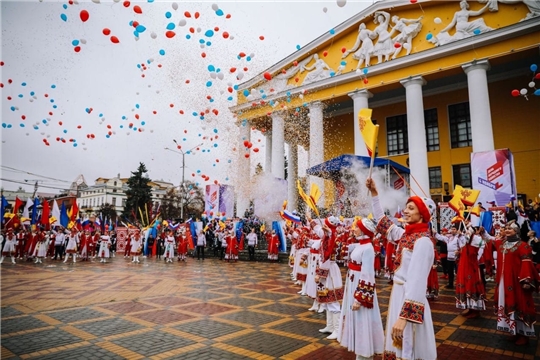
[212,109,219,115]
[133,5,142,14]
[363,78,369,84]
[293,60,298,66]
[341,47,347,53]
[222,32,229,39]
[74,46,81,53]
[201,52,206,58]
[166,31,176,38]
[323,51,328,57]
[535,73,540,80]
[110,36,120,44]
[244,154,250,158]
[214,27,220,32]
[229,67,236,73]
[253,148,259,153]
[226,14,231,19]
[194,12,200,19]
[80,10,89,22]
[511,89,520,97]
[394,43,401,48]
[132,21,139,28]
[123,1,130,7]
[259,35,265,40]
[184,11,191,18]
[243,140,249,147]
[102,28,111,35]
[410,0,418,3]
[239,52,246,58]
[264,72,272,81]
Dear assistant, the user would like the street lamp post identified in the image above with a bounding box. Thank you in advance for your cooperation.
[165,141,203,222]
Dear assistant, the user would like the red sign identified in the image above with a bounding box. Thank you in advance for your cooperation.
[487,161,504,183]
[394,178,404,190]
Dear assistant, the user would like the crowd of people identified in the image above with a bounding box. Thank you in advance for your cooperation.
[2,178,540,359]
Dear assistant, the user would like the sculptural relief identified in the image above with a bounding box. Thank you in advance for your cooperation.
[371,11,395,63]
[480,0,540,21]
[342,23,375,69]
[389,15,423,59]
[429,0,494,46]
[300,54,335,85]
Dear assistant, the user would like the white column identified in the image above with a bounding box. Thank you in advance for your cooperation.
[265,131,272,173]
[400,76,430,198]
[236,123,251,217]
[348,90,373,157]
[462,60,494,152]
[309,101,325,206]
[271,112,285,179]
[287,143,298,211]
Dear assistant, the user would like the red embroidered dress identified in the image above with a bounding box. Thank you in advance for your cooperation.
[455,234,485,310]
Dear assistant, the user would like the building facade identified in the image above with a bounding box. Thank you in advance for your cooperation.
[231,0,540,214]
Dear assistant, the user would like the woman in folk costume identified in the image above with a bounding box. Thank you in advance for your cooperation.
[34,229,49,264]
[338,217,384,360]
[130,230,143,263]
[366,178,437,360]
[64,228,80,263]
[295,227,310,295]
[1,229,18,264]
[25,228,39,261]
[267,229,280,261]
[176,228,189,261]
[306,218,324,312]
[98,230,111,263]
[481,220,540,346]
[225,229,239,261]
[163,229,176,263]
[80,229,92,261]
[316,216,344,341]
[455,225,486,318]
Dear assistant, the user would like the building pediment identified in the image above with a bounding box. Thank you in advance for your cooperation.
[233,0,537,110]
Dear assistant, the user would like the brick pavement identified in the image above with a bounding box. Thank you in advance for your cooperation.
[1,256,540,359]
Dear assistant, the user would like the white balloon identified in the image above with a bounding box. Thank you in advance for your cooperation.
[336,0,347,7]
[172,2,178,10]
[200,44,205,49]
[217,72,224,80]
[403,43,411,50]
[212,3,219,11]
[230,36,234,40]
[80,38,87,44]
[529,81,536,88]
[323,7,327,13]
[156,90,160,94]
[237,72,244,80]
[150,32,157,39]
[220,90,224,95]
[113,0,120,2]
[434,17,442,24]
[91,0,100,4]
[227,82,232,86]
[47,135,50,138]
[520,88,528,95]
[83,147,87,150]
[134,36,139,41]
[41,132,45,135]
[26,133,29,136]
[149,57,154,62]
[178,19,187,26]
[210,72,217,79]
[29,99,34,102]
[150,130,154,133]
[196,27,201,33]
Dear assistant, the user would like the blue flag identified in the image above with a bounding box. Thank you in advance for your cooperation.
[31,198,40,225]
[0,195,8,224]
[60,202,69,227]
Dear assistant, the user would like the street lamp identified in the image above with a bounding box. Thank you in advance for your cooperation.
[165,140,203,221]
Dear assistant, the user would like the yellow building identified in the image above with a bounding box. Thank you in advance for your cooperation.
[230,0,540,214]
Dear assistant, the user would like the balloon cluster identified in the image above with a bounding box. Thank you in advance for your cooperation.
[511,64,540,100]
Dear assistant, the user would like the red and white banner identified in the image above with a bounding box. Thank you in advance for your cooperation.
[471,149,517,207]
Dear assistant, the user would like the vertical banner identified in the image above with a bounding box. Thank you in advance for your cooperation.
[219,185,235,218]
[471,149,517,207]
[205,184,220,216]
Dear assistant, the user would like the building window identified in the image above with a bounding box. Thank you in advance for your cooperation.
[122,198,127,207]
[112,197,116,206]
[424,108,439,151]
[429,167,442,189]
[386,114,408,155]
[114,181,117,186]
[449,102,472,148]
[453,164,472,188]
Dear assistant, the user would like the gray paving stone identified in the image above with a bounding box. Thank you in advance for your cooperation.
[111,330,195,357]
[1,328,82,355]
[46,308,110,323]
[1,315,50,335]
[173,319,245,339]
[1,306,24,318]
[73,317,144,337]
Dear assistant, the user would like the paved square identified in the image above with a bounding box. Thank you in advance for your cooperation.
[2,257,540,359]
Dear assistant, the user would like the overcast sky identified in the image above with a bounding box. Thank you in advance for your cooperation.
[1,0,373,195]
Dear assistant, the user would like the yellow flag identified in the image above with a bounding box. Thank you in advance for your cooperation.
[282,200,288,211]
[358,108,379,158]
[448,193,465,214]
[219,220,226,229]
[260,223,265,232]
[203,225,209,232]
[49,216,57,225]
[309,183,322,206]
[458,187,481,206]
[469,205,481,217]
[297,180,319,217]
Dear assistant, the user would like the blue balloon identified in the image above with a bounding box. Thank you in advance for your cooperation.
[243,89,250,96]
[61,13,67,22]
[120,125,124,128]
[426,33,433,40]
[531,64,538,72]
[535,89,540,96]
[18,94,23,98]
[50,99,54,103]
[228,160,231,163]
[213,143,218,147]
[329,29,335,35]
[73,143,78,147]
[136,25,146,33]
[30,91,35,96]
[72,39,79,46]
[165,11,172,18]
[148,0,154,2]
[51,84,56,89]
[206,81,212,87]
[215,9,224,16]
[206,41,211,46]
[99,113,103,117]
[213,128,218,133]
[227,96,233,101]
[122,115,127,119]
[129,20,134,27]
[137,64,141,69]
[20,123,25,127]
[21,82,27,86]
[233,85,239,90]
[159,49,165,55]
[186,34,191,39]
[192,112,198,116]
[141,121,146,125]
[53,105,57,109]
[199,39,205,44]
[473,28,481,35]
[286,91,291,96]
[363,68,368,75]
[106,134,110,138]
[205,30,214,37]
[10,106,15,111]
[340,60,346,66]
[63,129,68,134]
[63,4,67,9]
[296,44,301,50]
[133,31,139,38]
[166,22,175,30]
[133,127,137,130]
[208,64,215,72]
[7,124,12,129]
[135,104,140,108]
[42,119,47,124]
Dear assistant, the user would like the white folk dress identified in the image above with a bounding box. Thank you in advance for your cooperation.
[65,233,79,254]
[99,235,111,258]
[305,239,322,299]
[130,236,143,256]
[163,236,175,259]
[338,239,384,358]
[2,235,17,255]
[373,196,437,360]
